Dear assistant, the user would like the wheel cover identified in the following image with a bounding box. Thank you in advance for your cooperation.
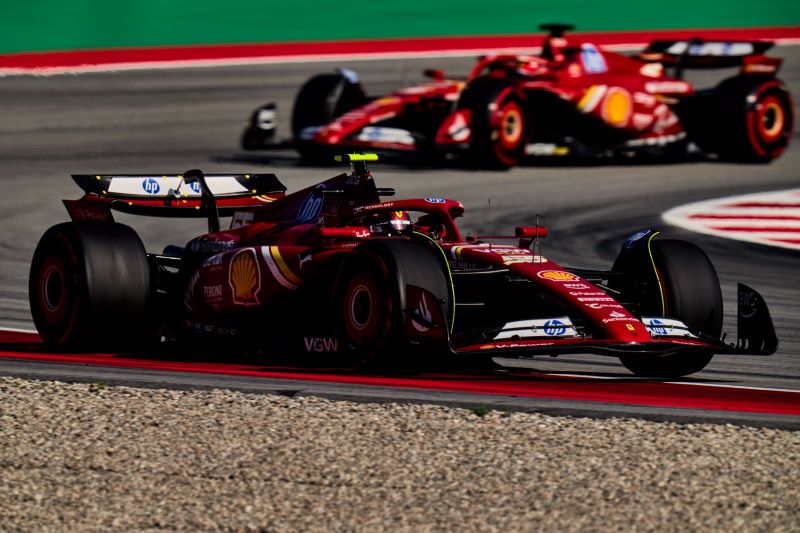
[756,96,786,142]
[38,256,70,324]
[341,271,388,351]
[495,101,524,150]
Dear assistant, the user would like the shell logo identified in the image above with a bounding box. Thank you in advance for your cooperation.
[602,87,632,128]
[537,270,579,282]
[229,249,260,305]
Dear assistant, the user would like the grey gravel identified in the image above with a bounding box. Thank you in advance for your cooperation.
[0,377,798,532]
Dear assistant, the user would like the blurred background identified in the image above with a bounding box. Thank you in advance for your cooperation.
[2,0,799,53]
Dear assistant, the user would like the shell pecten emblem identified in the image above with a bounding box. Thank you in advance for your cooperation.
[537,270,579,282]
[229,249,261,305]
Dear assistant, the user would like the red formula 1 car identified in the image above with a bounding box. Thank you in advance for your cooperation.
[242,24,793,168]
[30,155,777,377]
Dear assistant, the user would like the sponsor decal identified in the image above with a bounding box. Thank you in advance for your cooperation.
[569,291,608,296]
[203,285,223,299]
[626,324,636,331]
[354,202,394,213]
[304,337,339,353]
[261,246,302,290]
[624,230,651,249]
[298,253,313,271]
[189,238,236,254]
[296,192,324,224]
[448,260,484,271]
[577,297,615,302]
[739,289,759,319]
[587,303,624,309]
[580,44,608,74]
[644,81,692,94]
[543,319,567,336]
[190,181,201,194]
[493,317,576,340]
[229,248,261,305]
[480,342,555,350]
[577,85,607,114]
[411,292,433,333]
[142,178,160,195]
[356,127,415,146]
[564,283,591,290]
[609,311,627,318]
[601,87,632,128]
[537,270,579,282]
[503,255,544,265]
[202,254,224,268]
[447,111,470,142]
[652,103,679,133]
[602,317,636,323]
[642,317,697,338]
[647,318,668,335]
[425,197,445,203]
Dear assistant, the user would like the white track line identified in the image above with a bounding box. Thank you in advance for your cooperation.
[663,188,800,252]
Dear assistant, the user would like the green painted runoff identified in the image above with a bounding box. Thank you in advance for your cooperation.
[1,0,799,54]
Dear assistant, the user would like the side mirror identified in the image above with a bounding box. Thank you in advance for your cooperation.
[515,226,548,238]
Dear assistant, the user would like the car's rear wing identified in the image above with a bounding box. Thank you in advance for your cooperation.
[638,39,782,77]
[72,172,285,201]
[66,171,287,232]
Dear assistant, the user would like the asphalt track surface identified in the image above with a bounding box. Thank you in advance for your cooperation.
[0,47,798,425]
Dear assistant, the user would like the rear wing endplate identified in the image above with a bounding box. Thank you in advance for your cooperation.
[736,283,778,354]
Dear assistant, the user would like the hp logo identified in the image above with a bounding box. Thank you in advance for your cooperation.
[649,319,668,335]
[142,178,160,195]
[544,319,566,336]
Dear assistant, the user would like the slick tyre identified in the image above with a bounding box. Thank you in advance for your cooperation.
[706,76,793,162]
[460,77,527,169]
[29,222,152,351]
[333,240,451,371]
[291,73,366,163]
[335,259,395,368]
[619,239,723,378]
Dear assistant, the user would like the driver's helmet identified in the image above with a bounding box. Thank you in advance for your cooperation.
[368,210,413,236]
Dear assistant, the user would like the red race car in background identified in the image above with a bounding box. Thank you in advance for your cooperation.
[242,24,793,168]
[30,155,777,377]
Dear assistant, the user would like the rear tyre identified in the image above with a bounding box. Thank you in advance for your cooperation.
[291,73,366,163]
[29,222,152,351]
[459,77,527,169]
[619,239,723,378]
[700,76,793,162]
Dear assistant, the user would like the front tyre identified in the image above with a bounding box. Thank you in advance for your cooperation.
[619,239,723,378]
[29,222,152,351]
